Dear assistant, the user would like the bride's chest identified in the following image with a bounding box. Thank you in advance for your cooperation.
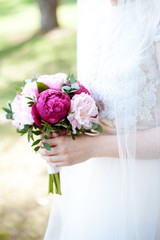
[87,47,160,129]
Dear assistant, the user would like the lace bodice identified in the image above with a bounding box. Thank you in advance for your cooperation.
[89,42,160,129]
[80,18,160,130]
[154,25,160,42]
[97,40,160,130]
[77,1,160,130]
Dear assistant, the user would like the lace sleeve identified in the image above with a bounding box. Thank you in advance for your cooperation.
[154,23,160,42]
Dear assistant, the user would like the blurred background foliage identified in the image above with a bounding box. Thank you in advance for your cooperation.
[0,0,76,239]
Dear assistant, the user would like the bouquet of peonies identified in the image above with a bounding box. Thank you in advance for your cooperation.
[3,73,102,195]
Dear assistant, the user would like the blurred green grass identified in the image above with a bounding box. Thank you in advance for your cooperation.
[0,0,77,139]
[0,0,77,107]
[0,0,76,239]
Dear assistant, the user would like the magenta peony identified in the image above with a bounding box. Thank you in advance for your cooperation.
[36,89,71,124]
[75,82,90,95]
[31,105,42,127]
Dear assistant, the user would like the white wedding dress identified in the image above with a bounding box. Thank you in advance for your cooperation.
[44,2,160,240]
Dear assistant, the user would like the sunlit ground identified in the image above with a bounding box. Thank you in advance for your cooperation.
[0,0,76,239]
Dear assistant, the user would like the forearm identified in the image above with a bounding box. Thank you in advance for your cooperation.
[92,134,119,158]
[94,127,160,160]
[136,127,160,159]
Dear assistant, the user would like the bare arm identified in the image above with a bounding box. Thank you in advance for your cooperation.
[38,123,160,168]
[90,124,160,160]
[97,126,160,159]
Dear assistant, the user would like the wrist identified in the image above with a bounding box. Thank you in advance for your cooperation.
[91,134,119,158]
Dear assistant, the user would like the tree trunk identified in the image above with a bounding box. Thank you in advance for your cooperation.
[36,0,59,32]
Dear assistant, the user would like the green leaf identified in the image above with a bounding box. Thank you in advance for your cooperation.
[27,130,33,142]
[42,126,47,132]
[71,83,79,90]
[15,87,22,92]
[92,123,99,130]
[43,142,51,151]
[76,129,81,135]
[92,123,103,133]
[20,133,26,136]
[6,113,13,120]
[25,97,33,101]
[70,132,75,140]
[67,73,71,81]
[44,135,49,139]
[7,101,12,109]
[17,126,29,134]
[66,80,70,86]
[2,107,12,113]
[32,130,42,135]
[96,124,103,133]
[70,74,75,84]
[27,101,34,105]
[62,86,71,91]
[61,124,68,129]
[4,103,13,120]
[32,139,41,147]
[37,82,50,94]
[30,133,34,141]
[54,123,61,127]
[28,133,31,142]
[34,146,40,152]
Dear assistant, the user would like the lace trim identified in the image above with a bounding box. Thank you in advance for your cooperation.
[154,24,160,42]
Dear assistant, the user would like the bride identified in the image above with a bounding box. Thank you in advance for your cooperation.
[39,0,160,239]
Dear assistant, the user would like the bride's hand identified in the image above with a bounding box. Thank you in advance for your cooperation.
[38,133,99,167]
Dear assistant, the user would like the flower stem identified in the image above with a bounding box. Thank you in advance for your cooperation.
[49,174,53,194]
[48,173,62,195]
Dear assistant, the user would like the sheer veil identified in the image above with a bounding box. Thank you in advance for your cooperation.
[77,0,160,238]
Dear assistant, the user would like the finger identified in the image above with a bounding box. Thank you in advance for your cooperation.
[60,129,68,136]
[40,132,60,140]
[42,135,68,148]
[50,130,67,138]
[39,146,59,156]
[49,131,61,138]
[41,138,59,147]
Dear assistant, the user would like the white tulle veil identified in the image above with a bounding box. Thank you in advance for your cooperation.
[77,0,160,238]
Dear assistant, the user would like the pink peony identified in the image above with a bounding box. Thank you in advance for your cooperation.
[36,89,71,124]
[21,81,39,99]
[67,92,99,133]
[31,105,42,127]
[37,73,67,90]
[11,81,39,130]
[75,82,90,95]
[11,94,34,130]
